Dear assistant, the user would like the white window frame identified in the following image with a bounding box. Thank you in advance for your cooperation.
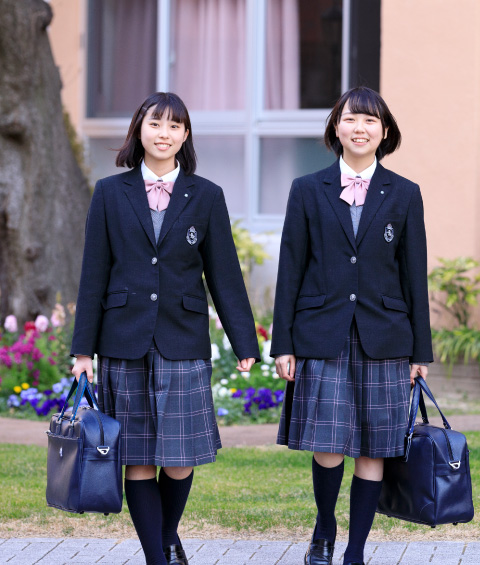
[82,0,351,229]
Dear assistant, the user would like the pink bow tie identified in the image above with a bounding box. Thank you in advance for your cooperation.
[340,174,371,206]
[144,179,174,211]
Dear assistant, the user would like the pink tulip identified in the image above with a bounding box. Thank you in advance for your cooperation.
[4,315,18,333]
[34,315,49,333]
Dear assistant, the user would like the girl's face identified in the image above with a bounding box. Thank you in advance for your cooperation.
[140,106,189,172]
[335,103,387,166]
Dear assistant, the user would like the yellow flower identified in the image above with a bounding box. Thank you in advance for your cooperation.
[230,388,237,394]
[21,383,29,389]
[13,386,22,394]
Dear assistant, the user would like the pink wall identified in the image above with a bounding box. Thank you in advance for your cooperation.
[48,0,85,132]
[380,0,480,325]
[381,0,480,262]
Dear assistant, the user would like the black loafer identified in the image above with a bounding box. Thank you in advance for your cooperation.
[304,538,335,564]
[163,544,188,565]
[344,562,365,565]
[304,523,336,565]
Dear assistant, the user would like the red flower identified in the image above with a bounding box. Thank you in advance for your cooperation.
[24,321,36,332]
[257,325,268,340]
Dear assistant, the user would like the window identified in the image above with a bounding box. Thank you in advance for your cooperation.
[85,0,380,228]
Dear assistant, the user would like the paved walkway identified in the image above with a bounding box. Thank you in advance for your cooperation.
[2,413,480,449]
[1,538,479,565]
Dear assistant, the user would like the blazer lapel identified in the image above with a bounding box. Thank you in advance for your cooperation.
[157,170,195,247]
[123,167,157,249]
[323,161,357,252]
[355,163,391,246]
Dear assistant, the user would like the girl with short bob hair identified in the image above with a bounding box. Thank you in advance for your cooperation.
[71,92,260,565]
[272,86,432,565]
[324,86,402,159]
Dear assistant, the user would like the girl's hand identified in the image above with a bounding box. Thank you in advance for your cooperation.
[275,354,296,382]
[72,355,94,383]
[410,363,428,386]
[236,358,256,372]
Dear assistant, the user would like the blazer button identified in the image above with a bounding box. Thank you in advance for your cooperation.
[350,294,356,301]
[150,293,158,301]
[151,257,158,265]
[350,256,357,264]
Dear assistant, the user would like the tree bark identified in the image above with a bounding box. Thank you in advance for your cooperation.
[0,0,91,323]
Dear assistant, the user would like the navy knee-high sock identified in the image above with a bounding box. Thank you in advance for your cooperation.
[158,468,194,547]
[125,478,168,565]
[343,475,383,564]
[312,457,344,542]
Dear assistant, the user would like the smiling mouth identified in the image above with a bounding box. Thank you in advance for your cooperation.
[156,143,171,149]
[352,138,368,143]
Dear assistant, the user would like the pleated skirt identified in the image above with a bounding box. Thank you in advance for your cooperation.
[277,321,411,458]
[98,343,221,467]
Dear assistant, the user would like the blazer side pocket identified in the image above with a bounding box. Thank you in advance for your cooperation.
[382,295,409,313]
[101,292,128,310]
[295,294,326,312]
[183,295,209,315]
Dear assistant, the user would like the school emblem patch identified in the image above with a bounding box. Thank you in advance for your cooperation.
[384,223,394,243]
[186,226,197,245]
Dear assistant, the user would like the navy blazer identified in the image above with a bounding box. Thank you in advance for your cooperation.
[271,160,433,363]
[71,167,260,362]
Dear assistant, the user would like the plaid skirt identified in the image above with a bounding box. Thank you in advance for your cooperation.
[98,344,221,467]
[277,321,411,458]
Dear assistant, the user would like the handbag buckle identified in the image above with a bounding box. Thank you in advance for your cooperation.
[449,460,461,470]
[404,433,413,462]
[97,446,110,455]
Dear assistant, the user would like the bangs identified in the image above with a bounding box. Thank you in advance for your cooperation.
[149,96,189,125]
[324,86,402,159]
[343,90,382,120]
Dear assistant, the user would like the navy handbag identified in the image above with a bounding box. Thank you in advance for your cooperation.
[377,377,474,527]
[46,372,122,514]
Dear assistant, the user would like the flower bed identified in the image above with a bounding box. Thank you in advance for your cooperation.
[209,307,284,425]
[1,305,284,424]
[0,304,87,418]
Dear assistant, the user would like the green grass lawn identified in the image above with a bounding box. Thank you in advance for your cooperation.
[1,432,479,538]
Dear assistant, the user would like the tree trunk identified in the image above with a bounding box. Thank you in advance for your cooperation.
[0,0,91,323]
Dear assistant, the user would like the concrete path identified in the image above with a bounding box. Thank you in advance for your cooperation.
[1,414,480,449]
[1,538,479,564]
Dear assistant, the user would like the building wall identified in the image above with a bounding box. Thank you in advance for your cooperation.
[48,0,85,132]
[380,0,480,324]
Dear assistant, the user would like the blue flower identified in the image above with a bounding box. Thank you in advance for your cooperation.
[52,382,63,394]
[7,395,20,407]
[217,407,229,416]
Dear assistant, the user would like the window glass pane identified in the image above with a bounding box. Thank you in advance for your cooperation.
[195,137,245,214]
[169,0,246,110]
[259,138,335,214]
[265,0,342,109]
[87,0,157,117]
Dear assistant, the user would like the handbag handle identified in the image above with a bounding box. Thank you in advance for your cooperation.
[405,376,453,461]
[408,376,451,433]
[58,372,99,423]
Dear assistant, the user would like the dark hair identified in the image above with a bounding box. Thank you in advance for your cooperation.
[116,92,197,175]
[324,87,401,160]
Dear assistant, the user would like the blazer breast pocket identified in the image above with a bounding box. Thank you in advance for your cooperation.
[173,220,207,247]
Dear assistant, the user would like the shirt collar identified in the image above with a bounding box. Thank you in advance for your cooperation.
[339,156,377,180]
[141,160,181,183]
